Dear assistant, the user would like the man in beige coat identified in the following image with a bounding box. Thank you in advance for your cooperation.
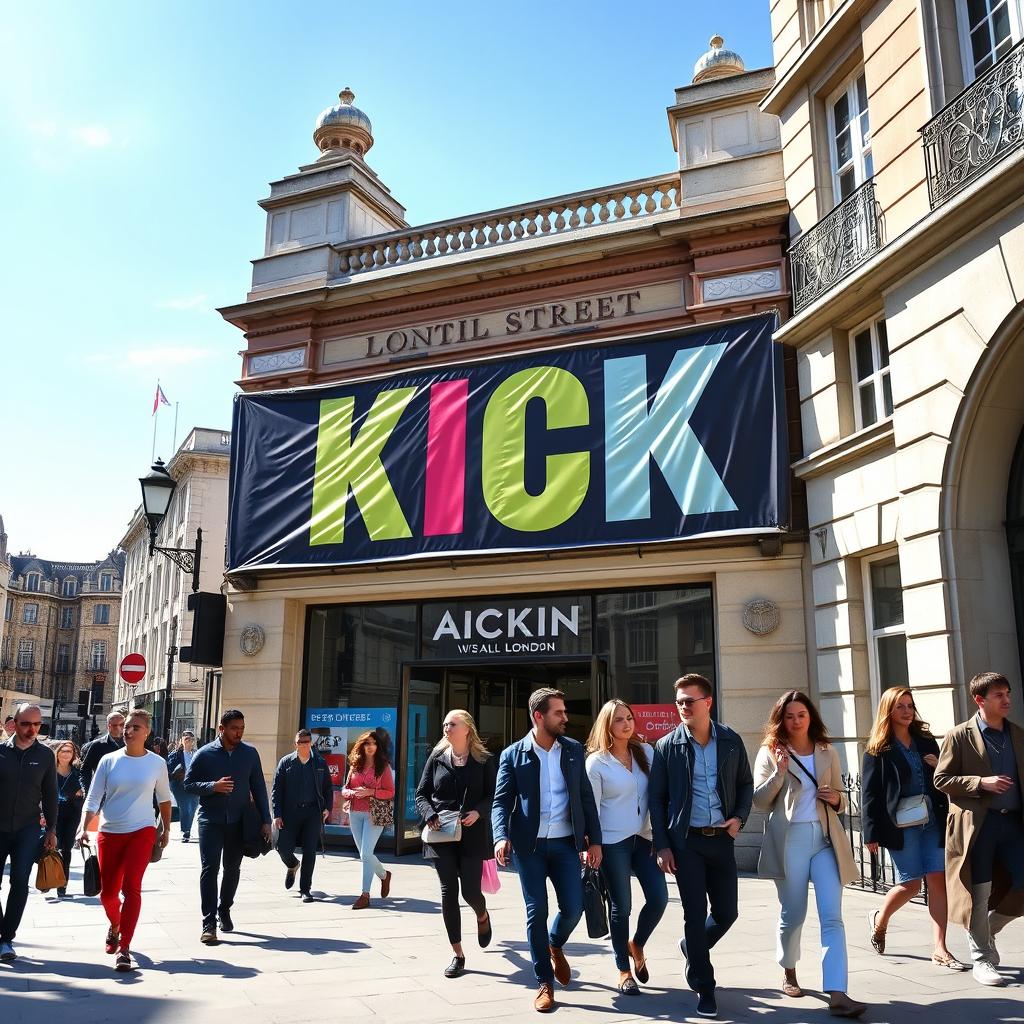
[934,671,1024,987]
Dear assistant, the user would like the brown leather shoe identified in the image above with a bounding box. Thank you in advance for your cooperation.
[828,992,867,1018]
[549,944,571,986]
[380,870,392,898]
[782,968,802,998]
[628,939,649,983]
[352,892,371,910]
[534,982,555,1012]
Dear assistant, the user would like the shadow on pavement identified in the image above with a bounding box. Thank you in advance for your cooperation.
[219,932,367,955]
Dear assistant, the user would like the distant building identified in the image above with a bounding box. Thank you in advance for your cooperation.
[1,546,124,740]
[115,427,231,740]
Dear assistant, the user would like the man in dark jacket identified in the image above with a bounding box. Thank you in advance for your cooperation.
[0,703,58,961]
[272,729,332,902]
[649,674,753,1019]
[184,709,271,944]
[80,710,126,794]
[492,688,602,1014]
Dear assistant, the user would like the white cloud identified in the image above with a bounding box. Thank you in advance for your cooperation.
[155,293,208,312]
[71,124,113,148]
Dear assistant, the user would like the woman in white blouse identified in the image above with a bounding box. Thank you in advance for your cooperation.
[586,699,668,994]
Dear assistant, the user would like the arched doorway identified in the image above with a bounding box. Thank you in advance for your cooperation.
[1008,426,1024,681]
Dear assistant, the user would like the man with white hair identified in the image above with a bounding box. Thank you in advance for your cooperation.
[81,709,127,795]
[0,703,58,960]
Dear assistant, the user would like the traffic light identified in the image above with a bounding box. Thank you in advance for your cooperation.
[90,679,105,716]
[180,591,226,667]
[76,690,89,717]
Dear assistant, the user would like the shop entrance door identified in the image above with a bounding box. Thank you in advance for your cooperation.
[396,660,599,852]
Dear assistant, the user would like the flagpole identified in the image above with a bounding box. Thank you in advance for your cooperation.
[151,378,160,462]
[172,402,179,453]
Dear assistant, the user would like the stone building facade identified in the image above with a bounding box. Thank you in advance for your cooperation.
[114,426,231,740]
[764,0,1024,750]
[1,549,124,739]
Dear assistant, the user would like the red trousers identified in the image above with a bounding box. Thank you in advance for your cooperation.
[97,827,155,951]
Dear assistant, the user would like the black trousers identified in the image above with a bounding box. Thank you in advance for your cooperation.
[971,810,1024,888]
[198,819,244,929]
[674,833,739,996]
[277,805,322,894]
[431,841,486,945]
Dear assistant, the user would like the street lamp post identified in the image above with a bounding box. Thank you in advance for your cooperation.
[139,458,202,739]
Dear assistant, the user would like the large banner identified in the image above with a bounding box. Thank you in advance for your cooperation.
[228,314,786,571]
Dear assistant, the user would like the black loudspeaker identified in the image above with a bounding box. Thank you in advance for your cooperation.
[180,592,226,667]
[76,690,89,717]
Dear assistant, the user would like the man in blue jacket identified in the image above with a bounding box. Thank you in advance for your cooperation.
[649,674,753,1019]
[492,688,602,1013]
[272,729,333,902]
[184,708,271,944]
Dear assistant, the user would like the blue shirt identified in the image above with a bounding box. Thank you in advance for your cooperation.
[687,723,724,827]
[895,739,925,798]
[978,714,1022,812]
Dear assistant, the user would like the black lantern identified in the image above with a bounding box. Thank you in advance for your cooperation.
[138,458,202,594]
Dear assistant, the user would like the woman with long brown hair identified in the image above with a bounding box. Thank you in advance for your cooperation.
[50,739,84,898]
[341,729,395,909]
[861,687,963,968]
[585,699,667,994]
[753,691,866,1017]
[415,709,497,977]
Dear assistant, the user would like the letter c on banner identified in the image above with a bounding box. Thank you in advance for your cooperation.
[481,366,590,532]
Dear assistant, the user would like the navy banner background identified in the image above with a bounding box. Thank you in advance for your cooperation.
[227,313,787,571]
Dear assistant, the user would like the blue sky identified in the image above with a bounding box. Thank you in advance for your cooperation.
[0,1,772,561]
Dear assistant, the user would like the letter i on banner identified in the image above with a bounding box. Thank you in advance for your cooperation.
[423,380,468,535]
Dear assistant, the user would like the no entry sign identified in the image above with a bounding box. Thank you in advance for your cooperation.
[119,653,147,687]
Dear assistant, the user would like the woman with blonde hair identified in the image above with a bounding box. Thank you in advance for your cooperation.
[585,699,667,994]
[340,729,395,909]
[861,687,963,968]
[50,739,84,897]
[415,709,497,977]
[753,691,866,1017]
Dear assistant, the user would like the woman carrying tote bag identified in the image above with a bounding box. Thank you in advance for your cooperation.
[415,709,497,979]
[753,691,866,1018]
[861,687,963,969]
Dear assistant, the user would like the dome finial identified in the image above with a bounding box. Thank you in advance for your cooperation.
[692,34,745,84]
[313,86,374,161]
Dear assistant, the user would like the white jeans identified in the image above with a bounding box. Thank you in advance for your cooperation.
[774,821,848,991]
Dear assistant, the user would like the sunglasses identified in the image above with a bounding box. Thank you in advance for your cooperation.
[675,697,709,708]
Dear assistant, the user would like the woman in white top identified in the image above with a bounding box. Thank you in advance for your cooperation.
[753,691,865,1018]
[78,708,171,973]
[586,699,668,994]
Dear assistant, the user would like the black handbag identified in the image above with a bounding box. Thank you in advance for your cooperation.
[582,866,610,939]
[82,844,101,897]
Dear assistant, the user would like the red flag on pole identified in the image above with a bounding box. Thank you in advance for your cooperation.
[152,383,170,415]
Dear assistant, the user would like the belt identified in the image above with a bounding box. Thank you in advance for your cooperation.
[688,826,729,837]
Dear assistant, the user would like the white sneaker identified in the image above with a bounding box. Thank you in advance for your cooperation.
[0,941,15,961]
[972,960,1005,986]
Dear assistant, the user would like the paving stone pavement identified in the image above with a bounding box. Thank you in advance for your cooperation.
[2,836,1023,1023]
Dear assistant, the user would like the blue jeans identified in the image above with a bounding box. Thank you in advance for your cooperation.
[197,819,244,930]
[512,836,584,984]
[774,821,847,991]
[600,835,668,970]
[349,811,386,894]
[0,822,42,942]
[170,781,199,838]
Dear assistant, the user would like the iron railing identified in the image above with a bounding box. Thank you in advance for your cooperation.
[839,773,929,905]
[788,180,881,314]
[922,39,1024,209]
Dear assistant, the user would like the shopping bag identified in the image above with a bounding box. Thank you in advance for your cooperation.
[35,849,67,892]
[481,858,502,895]
[82,844,101,897]
[582,866,609,938]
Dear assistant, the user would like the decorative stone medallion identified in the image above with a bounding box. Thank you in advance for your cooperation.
[240,624,266,657]
[742,598,780,636]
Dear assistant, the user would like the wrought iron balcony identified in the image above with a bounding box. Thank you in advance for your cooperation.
[788,180,881,314]
[922,39,1024,209]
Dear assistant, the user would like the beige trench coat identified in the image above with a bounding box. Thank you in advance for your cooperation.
[752,743,857,886]
[933,717,1024,927]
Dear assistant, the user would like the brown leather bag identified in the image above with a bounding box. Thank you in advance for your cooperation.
[36,849,68,892]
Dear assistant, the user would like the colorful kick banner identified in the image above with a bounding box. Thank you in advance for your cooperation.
[227,313,787,571]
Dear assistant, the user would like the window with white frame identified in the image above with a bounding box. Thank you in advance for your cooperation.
[60,606,74,629]
[865,555,909,702]
[100,572,113,592]
[25,572,41,593]
[62,577,77,597]
[4,597,11,621]
[827,70,873,203]
[23,603,39,625]
[56,643,70,672]
[851,318,893,428]
[90,640,107,670]
[957,0,1023,80]
[94,603,110,625]
[17,638,34,670]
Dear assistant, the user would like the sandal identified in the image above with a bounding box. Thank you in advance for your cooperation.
[931,952,968,971]
[627,939,649,984]
[866,910,885,954]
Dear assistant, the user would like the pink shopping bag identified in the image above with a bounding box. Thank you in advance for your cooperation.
[481,858,502,894]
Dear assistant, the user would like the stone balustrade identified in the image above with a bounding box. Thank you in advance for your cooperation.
[332,173,681,277]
